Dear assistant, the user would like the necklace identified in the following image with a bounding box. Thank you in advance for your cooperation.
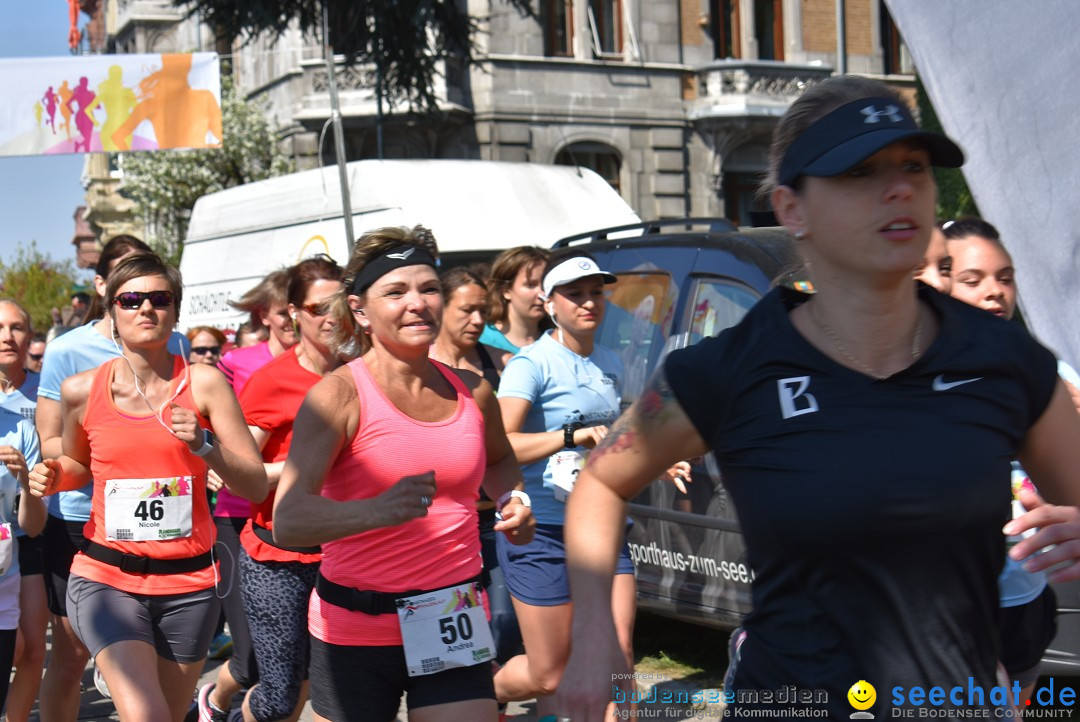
[810,303,924,380]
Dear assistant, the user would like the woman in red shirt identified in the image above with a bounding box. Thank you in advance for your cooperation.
[29,253,266,722]
[197,255,343,722]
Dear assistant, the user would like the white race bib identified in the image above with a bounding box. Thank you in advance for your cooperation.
[104,477,194,542]
[546,450,586,502]
[397,580,494,677]
[0,524,12,577]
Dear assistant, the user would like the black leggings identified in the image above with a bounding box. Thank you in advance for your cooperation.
[0,627,17,710]
[239,548,318,722]
[215,517,258,687]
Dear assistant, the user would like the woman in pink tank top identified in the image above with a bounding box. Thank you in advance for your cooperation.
[273,226,535,722]
[28,253,267,722]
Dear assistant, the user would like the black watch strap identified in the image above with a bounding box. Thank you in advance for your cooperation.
[563,422,582,449]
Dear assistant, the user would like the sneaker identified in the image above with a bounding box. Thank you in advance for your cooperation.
[722,626,747,692]
[197,683,232,722]
[93,662,111,699]
[208,632,233,660]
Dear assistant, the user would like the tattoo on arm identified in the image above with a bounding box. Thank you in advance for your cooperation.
[591,370,680,464]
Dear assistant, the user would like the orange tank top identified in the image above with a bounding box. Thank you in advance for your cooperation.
[308,357,486,646]
[70,357,217,595]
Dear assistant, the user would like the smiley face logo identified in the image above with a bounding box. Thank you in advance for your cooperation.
[848,680,876,712]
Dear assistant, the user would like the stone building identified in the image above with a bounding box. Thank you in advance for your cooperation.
[98,0,915,233]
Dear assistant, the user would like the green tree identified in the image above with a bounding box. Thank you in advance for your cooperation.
[0,242,82,333]
[916,75,979,220]
[176,0,534,111]
[120,73,293,262]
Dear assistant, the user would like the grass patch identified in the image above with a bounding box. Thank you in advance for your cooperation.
[633,610,730,688]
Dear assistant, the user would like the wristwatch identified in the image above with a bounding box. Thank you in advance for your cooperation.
[495,490,532,521]
[563,422,583,449]
[193,428,215,457]
[496,490,532,513]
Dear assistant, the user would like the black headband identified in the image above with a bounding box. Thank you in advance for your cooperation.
[778,97,963,187]
[350,244,438,296]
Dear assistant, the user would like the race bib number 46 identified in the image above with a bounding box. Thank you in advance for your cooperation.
[397,580,494,677]
[104,477,194,542]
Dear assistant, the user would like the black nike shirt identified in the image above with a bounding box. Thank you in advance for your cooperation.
[666,284,1057,718]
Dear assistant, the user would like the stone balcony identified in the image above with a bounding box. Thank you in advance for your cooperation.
[688,59,834,121]
[114,0,185,35]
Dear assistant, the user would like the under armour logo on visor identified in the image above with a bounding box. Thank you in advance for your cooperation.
[860,104,903,124]
[387,248,416,260]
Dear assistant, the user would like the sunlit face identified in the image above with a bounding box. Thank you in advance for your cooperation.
[290,278,342,352]
[914,227,952,293]
[187,330,222,366]
[261,299,298,349]
[235,328,265,348]
[504,261,546,325]
[948,235,1016,320]
[548,275,606,335]
[440,283,488,349]
[26,340,46,373]
[0,303,31,372]
[778,141,937,279]
[110,275,176,348]
[357,265,443,350]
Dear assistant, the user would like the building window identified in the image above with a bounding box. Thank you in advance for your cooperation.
[555,142,621,193]
[709,0,741,59]
[753,0,783,61]
[588,0,622,56]
[722,171,774,227]
[543,0,574,57]
[879,2,914,74]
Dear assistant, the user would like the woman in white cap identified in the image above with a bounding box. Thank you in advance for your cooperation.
[555,75,1080,720]
[492,249,687,718]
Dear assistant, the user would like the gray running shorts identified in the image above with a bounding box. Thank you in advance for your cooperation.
[67,574,220,663]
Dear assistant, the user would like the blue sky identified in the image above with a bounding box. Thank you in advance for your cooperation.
[0,2,95,273]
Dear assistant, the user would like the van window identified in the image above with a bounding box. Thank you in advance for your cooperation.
[599,271,677,405]
[683,277,760,345]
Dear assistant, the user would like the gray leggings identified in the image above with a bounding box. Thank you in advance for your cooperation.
[238,548,319,722]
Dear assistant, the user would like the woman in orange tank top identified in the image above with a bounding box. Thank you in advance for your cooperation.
[28,253,266,722]
[273,226,535,722]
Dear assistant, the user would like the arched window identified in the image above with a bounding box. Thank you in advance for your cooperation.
[555,142,621,192]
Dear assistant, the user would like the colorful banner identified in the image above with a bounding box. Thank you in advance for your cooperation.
[0,52,222,157]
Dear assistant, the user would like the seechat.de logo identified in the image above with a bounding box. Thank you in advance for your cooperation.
[849,680,877,719]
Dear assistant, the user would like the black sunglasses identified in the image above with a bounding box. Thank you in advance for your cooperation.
[28,353,43,361]
[191,346,221,356]
[112,290,174,310]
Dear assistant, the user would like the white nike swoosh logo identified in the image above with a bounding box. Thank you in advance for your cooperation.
[932,374,982,391]
[387,248,416,260]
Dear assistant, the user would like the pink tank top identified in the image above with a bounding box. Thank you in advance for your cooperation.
[308,357,486,646]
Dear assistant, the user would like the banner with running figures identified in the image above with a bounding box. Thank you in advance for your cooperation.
[0,52,222,157]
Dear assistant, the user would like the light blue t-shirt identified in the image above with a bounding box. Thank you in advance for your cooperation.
[0,407,41,580]
[498,331,622,526]
[37,322,188,521]
[479,324,519,355]
[0,372,37,424]
[1,373,40,538]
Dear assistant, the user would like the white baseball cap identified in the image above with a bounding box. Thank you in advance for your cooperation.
[542,257,617,297]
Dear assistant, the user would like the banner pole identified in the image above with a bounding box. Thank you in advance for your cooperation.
[322,3,356,257]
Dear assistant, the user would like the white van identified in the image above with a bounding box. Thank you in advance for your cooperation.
[178,159,641,330]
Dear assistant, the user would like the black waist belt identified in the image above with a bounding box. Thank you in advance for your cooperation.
[252,522,321,555]
[82,540,213,575]
[316,572,485,616]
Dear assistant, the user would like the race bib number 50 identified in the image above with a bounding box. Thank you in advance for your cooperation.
[397,580,494,677]
[104,477,194,542]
